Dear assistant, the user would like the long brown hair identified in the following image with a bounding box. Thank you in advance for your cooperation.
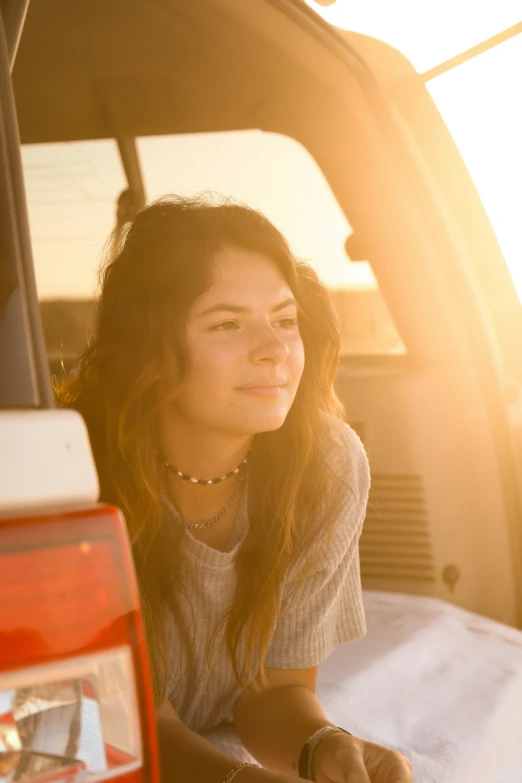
[56,195,350,705]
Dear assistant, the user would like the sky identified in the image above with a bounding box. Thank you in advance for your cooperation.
[23,1,522,303]
[305,0,522,298]
[306,0,521,72]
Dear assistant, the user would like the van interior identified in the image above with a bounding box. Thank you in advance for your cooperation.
[13,0,522,630]
[13,0,522,626]
[5,1,522,780]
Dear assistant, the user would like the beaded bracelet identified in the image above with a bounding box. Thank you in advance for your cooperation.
[223,761,262,782]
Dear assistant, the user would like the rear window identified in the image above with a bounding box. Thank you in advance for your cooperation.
[22,131,406,373]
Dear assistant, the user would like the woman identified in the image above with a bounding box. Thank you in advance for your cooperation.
[58,196,412,783]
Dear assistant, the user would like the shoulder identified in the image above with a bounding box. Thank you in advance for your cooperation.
[281,416,370,597]
[320,415,371,519]
[304,416,370,573]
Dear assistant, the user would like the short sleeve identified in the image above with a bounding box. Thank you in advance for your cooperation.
[265,422,370,669]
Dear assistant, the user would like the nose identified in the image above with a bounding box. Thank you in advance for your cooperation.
[249,324,290,365]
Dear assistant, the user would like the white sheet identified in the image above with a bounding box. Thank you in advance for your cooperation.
[317,590,522,783]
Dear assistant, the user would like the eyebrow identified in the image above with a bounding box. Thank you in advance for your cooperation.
[195,296,297,318]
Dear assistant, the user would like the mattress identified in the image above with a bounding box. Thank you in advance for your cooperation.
[317,590,522,783]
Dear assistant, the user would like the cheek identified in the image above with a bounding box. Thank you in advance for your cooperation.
[187,338,239,389]
[290,337,305,382]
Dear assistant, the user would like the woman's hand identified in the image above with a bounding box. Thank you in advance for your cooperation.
[313,730,412,783]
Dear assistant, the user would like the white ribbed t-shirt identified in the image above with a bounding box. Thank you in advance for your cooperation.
[163,421,370,738]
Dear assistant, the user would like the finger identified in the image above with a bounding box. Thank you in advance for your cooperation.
[340,753,372,783]
[386,755,413,783]
[344,767,372,783]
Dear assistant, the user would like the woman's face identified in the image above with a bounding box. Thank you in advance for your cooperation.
[171,246,305,436]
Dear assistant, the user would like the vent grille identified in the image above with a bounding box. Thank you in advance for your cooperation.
[359,473,436,583]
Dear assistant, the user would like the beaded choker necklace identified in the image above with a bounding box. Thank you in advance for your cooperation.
[164,449,251,485]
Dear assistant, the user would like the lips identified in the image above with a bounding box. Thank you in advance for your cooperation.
[237,379,287,390]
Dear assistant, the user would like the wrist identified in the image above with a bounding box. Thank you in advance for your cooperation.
[313,730,353,778]
[299,725,352,781]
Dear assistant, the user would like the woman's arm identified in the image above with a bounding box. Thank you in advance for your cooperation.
[232,670,412,783]
[156,697,290,783]
[232,666,332,778]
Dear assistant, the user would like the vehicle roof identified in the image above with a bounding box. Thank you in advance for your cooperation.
[12,0,408,144]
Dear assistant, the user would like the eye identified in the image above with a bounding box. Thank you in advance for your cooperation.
[277,317,299,330]
[208,320,240,332]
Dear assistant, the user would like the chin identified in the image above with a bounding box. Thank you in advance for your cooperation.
[240,409,290,434]
[215,395,296,436]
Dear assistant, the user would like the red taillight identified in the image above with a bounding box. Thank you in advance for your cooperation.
[0,505,159,783]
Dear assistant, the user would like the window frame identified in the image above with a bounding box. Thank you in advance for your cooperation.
[0,4,53,408]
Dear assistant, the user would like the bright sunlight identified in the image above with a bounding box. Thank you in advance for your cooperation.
[305,0,522,300]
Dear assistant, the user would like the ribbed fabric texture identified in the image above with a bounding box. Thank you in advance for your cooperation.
[164,421,370,735]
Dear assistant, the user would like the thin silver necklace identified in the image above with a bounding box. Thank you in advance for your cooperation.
[179,472,247,530]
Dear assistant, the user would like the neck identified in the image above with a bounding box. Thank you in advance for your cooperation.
[159,407,253,480]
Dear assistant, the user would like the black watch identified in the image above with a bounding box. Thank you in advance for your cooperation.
[298,725,351,781]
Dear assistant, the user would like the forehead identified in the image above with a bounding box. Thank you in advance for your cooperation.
[203,246,293,302]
